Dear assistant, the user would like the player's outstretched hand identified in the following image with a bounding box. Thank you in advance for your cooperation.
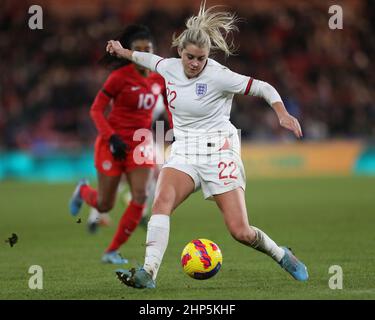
[106,40,133,60]
[279,114,303,139]
[109,134,128,161]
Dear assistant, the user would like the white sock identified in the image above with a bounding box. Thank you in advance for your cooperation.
[250,226,285,262]
[143,214,170,280]
[88,207,100,223]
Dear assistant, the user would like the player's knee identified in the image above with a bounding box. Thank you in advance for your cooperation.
[152,192,175,214]
[229,225,255,244]
[230,230,246,243]
[96,201,114,213]
[131,189,147,205]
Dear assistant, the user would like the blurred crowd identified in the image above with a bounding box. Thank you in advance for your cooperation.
[1,0,374,152]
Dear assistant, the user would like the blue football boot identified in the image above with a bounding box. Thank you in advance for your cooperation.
[69,179,88,216]
[279,247,309,281]
[115,267,155,289]
[102,251,128,264]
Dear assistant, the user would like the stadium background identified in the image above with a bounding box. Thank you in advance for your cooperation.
[0,0,374,300]
[1,0,375,180]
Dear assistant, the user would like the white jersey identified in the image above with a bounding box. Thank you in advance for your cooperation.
[132,52,282,154]
[158,57,252,154]
[156,57,250,134]
[131,52,283,197]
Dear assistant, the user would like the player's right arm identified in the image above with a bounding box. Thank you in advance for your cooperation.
[90,72,121,140]
[106,40,165,73]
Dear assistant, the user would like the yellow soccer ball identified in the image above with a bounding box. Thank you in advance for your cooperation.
[181,239,223,280]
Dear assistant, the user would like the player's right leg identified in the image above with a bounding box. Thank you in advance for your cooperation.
[92,172,129,264]
[116,167,196,289]
[87,172,129,264]
[104,167,152,257]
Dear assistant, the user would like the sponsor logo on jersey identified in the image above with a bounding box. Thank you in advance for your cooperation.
[131,86,141,91]
[196,83,207,97]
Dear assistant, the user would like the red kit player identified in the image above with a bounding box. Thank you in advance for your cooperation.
[69,25,168,264]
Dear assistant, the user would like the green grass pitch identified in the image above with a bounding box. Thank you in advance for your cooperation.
[0,176,374,300]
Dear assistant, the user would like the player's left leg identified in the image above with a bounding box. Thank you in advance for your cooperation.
[104,167,152,255]
[69,172,121,216]
[69,178,89,216]
[214,187,308,281]
[87,207,111,234]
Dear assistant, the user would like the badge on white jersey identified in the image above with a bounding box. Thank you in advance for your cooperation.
[196,83,208,97]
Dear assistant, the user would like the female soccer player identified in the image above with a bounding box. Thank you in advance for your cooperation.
[108,2,308,288]
[69,25,168,264]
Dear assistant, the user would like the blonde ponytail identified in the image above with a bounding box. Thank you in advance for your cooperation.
[172,0,239,56]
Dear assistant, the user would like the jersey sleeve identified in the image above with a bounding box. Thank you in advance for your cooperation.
[154,58,169,76]
[90,72,124,140]
[216,67,282,106]
[90,91,114,140]
[132,52,163,72]
[132,51,169,77]
[248,79,283,105]
[102,71,123,98]
[216,67,253,95]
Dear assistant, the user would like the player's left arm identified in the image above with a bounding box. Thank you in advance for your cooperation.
[219,67,302,138]
[248,79,303,139]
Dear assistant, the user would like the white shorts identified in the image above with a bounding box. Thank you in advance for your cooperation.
[163,138,246,199]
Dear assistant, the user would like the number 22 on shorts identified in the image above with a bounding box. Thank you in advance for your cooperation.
[218,161,238,185]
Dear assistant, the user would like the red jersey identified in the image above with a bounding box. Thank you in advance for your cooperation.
[90,64,168,140]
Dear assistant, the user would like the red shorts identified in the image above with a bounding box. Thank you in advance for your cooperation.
[95,135,155,176]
